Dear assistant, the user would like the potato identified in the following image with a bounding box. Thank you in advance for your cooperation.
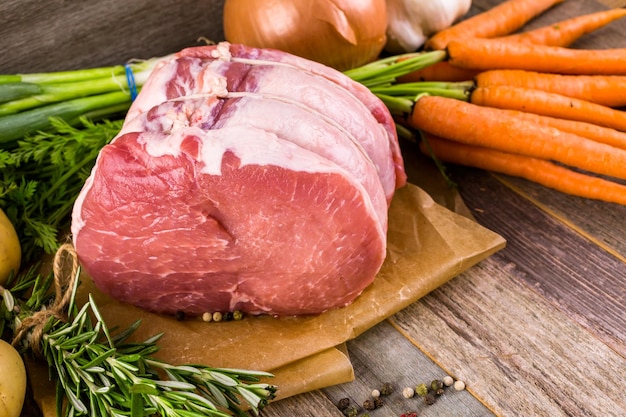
[0,339,27,417]
[0,208,21,285]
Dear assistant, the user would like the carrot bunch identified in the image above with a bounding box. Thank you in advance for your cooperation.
[397,0,626,206]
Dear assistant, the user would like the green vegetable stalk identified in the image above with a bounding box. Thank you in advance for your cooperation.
[0,57,165,147]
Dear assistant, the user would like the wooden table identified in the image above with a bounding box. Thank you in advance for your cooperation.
[2,0,624,416]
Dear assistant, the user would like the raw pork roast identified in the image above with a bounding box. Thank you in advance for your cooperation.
[71,42,406,316]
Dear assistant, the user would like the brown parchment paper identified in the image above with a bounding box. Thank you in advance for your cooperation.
[28,181,506,414]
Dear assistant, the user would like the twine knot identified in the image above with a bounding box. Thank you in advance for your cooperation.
[12,243,79,356]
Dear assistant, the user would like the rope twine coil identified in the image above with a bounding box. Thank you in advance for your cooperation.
[11,243,79,356]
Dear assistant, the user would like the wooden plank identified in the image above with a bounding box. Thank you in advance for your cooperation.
[390,258,626,417]
[451,166,626,357]
[262,390,343,417]
[492,173,626,258]
[322,320,494,417]
[0,0,226,73]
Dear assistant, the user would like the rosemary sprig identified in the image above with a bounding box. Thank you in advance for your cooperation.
[1,246,277,417]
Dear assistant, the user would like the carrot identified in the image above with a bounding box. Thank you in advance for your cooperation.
[397,61,480,83]
[486,107,626,151]
[420,134,626,206]
[409,95,626,181]
[470,85,626,132]
[499,8,626,47]
[424,0,565,51]
[446,38,626,75]
[474,70,626,108]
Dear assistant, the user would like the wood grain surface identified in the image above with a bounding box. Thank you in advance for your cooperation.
[1,0,624,416]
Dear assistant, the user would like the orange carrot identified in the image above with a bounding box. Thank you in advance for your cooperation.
[397,61,480,83]
[446,38,626,75]
[420,134,626,206]
[470,85,626,132]
[499,8,626,47]
[484,107,626,150]
[424,0,565,50]
[474,70,626,108]
[409,95,626,181]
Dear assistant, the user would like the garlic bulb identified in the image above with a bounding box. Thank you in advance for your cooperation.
[385,0,472,54]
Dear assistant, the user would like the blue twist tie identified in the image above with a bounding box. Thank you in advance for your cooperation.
[125,64,138,101]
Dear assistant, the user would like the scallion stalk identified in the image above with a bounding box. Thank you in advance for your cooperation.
[0,83,42,103]
[0,91,131,146]
[344,53,473,116]
[344,50,447,87]
[0,57,159,85]
[0,56,166,147]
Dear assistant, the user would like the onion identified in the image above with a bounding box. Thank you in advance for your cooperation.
[222,0,387,71]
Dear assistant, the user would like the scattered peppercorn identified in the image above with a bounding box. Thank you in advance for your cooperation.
[222,311,234,321]
[175,310,186,321]
[402,386,415,399]
[233,310,244,320]
[415,383,428,397]
[454,380,466,391]
[363,399,376,411]
[202,312,212,322]
[371,389,380,398]
[337,398,351,411]
[431,379,444,392]
[381,382,394,396]
[443,375,454,387]
[341,405,359,417]
[424,391,437,405]
[212,311,223,322]
[436,388,445,396]
[400,413,418,417]
[374,397,384,408]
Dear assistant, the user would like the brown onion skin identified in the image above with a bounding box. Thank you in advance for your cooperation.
[222,0,387,72]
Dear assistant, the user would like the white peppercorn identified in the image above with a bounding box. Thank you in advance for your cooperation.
[454,380,466,391]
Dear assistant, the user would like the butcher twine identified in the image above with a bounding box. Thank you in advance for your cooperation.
[12,243,79,357]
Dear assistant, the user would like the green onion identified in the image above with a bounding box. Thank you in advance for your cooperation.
[0,56,166,147]
[344,53,473,116]
[344,50,447,87]
[0,91,130,146]
[0,82,42,103]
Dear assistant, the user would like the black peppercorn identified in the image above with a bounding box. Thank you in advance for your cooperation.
[175,311,186,321]
[337,398,351,411]
[424,391,437,405]
[380,382,394,396]
[363,399,376,410]
[222,311,234,321]
[374,397,384,408]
